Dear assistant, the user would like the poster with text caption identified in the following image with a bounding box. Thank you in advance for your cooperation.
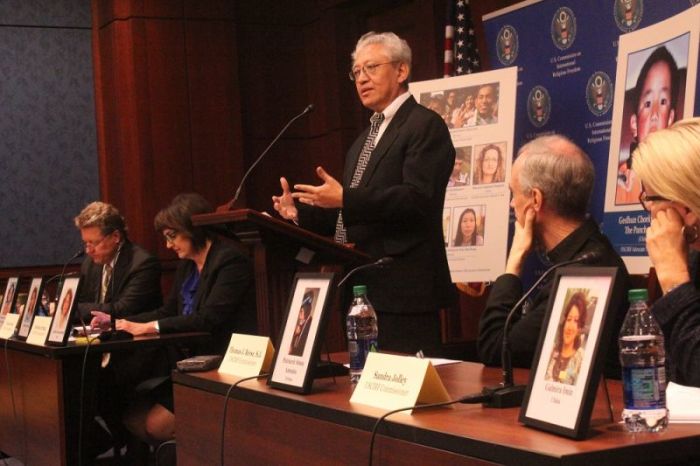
[410,67,517,282]
[603,6,700,273]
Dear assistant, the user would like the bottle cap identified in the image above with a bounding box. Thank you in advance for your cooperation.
[628,288,649,301]
[352,285,367,296]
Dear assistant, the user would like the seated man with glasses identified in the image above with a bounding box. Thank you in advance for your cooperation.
[73,201,163,458]
[75,201,162,323]
[272,31,455,355]
[477,135,630,379]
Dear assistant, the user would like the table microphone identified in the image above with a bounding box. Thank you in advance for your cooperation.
[225,104,315,210]
[51,248,85,302]
[461,249,602,408]
[337,257,394,288]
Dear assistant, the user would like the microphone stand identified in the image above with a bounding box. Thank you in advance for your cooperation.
[223,104,315,210]
[464,253,596,408]
[336,257,394,288]
[312,257,394,378]
[53,249,85,306]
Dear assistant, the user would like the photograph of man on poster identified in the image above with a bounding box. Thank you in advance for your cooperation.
[616,37,688,206]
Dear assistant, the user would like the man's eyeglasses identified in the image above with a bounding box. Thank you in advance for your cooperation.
[638,191,670,211]
[348,61,397,81]
[83,231,114,250]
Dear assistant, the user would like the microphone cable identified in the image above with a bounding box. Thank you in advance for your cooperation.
[155,439,177,466]
[367,394,481,466]
[219,372,270,466]
[76,306,94,466]
[3,338,19,453]
[3,316,29,464]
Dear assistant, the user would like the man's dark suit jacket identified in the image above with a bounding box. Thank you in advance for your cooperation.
[76,240,162,323]
[130,238,257,356]
[299,95,455,346]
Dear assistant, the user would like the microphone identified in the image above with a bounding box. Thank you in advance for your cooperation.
[464,249,601,408]
[337,257,394,288]
[225,104,315,210]
[48,248,91,337]
[54,248,85,303]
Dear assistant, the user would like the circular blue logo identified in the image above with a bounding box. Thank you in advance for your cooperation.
[614,0,643,32]
[586,72,613,116]
[528,86,551,128]
[497,25,519,66]
[551,7,577,50]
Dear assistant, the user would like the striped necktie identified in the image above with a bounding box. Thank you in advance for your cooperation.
[100,264,113,303]
[334,112,385,244]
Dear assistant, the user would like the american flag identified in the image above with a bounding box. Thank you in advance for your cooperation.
[444,0,481,77]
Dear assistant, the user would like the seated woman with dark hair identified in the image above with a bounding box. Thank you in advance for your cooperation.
[633,118,700,387]
[92,192,256,451]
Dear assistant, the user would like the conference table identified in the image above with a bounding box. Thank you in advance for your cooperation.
[0,332,208,466]
[173,358,700,466]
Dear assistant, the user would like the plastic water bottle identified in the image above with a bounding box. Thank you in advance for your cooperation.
[346,285,378,384]
[618,288,668,432]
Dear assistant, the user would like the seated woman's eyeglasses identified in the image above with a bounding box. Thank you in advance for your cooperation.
[639,191,670,211]
[348,61,397,81]
[163,230,178,243]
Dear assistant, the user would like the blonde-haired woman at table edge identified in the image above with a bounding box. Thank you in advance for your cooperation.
[633,117,700,388]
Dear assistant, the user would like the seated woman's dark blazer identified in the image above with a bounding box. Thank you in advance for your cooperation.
[130,237,257,356]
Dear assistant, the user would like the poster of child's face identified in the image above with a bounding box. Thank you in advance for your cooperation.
[1,278,19,316]
[615,34,689,206]
[48,277,79,344]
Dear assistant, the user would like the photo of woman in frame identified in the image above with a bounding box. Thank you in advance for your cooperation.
[48,278,79,344]
[18,279,42,338]
[1,278,18,316]
[473,142,506,185]
[545,290,595,386]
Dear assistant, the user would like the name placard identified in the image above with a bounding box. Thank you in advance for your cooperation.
[350,352,451,412]
[0,314,21,339]
[219,333,275,378]
[26,316,53,346]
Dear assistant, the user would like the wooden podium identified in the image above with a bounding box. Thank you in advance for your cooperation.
[192,209,369,352]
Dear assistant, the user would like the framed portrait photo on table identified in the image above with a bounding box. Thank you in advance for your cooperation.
[520,267,625,439]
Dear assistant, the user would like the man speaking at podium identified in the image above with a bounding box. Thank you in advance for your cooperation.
[273,31,455,355]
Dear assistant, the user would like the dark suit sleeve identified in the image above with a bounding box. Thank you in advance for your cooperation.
[477,272,553,368]
[76,245,162,322]
[103,255,161,318]
[297,203,338,237]
[478,274,522,365]
[343,113,454,226]
[77,259,97,311]
[127,273,180,324]
[652,282,700,387]
[157,254,252,335]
